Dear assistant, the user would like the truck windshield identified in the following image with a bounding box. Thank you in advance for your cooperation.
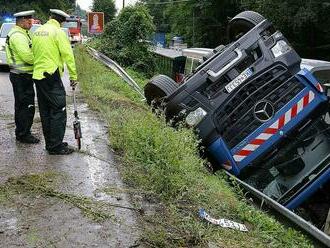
[63,21,78,28]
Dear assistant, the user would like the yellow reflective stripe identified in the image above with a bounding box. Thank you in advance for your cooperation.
[11,63,32,68]
[6,39,16,65]
[10,68,33,74]
[6,30,22,65]
[10,63,33,73]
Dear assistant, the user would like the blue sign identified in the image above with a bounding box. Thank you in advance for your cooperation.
[153,32,166,48]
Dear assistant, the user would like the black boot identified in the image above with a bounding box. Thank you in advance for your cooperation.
[48,143,74,155]
[16,135,40,144]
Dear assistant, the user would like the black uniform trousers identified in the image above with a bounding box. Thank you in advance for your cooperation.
[34,70,67,151]
[9,72,35,139]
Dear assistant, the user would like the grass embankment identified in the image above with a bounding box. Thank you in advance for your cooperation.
[75,46,312,247]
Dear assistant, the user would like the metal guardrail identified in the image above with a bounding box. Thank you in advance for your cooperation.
[225,171,330,247]
[86,46,146,101]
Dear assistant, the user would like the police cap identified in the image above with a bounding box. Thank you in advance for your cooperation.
[14,10,35,19]
[49,9,70,19]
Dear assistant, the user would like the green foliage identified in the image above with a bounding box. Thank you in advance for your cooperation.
[75,46,313,247]
[143,0,241,47]
[73,4,87,19]
[143,0,330,60]
[141,0,170,33]
[241,0,330,59]
[169,0,241,47]
[0,0,75,22]
[92,4,156,75]
[92,0,116,24]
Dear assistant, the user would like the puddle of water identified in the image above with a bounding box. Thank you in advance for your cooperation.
[0,208,18,232]
[85,156,107,190]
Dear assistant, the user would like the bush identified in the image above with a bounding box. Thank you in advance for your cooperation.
[92,4,156,76]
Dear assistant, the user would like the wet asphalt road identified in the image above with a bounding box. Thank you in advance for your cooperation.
[0,70,140,247]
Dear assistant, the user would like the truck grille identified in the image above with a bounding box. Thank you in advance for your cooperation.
[215,65,305,148]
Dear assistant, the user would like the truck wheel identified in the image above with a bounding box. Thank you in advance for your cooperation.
[228,11,266,41]
[144,74,178,110]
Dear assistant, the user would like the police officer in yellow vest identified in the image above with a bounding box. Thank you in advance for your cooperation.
[32,9,77,155]
[5,10,40,144]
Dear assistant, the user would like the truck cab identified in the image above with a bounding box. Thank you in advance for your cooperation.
[63,16,82,44]
[144,11,330,240]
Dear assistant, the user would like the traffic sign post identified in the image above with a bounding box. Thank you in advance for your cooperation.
[87,12,104,34]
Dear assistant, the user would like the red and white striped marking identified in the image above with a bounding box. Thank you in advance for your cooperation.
[233,90,316,163]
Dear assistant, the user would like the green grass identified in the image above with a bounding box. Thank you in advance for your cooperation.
[75,46,313,247]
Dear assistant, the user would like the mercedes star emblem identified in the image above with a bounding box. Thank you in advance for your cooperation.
[254,100,275,122]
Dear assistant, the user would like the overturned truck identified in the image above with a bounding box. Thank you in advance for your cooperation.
[144,11,330,245]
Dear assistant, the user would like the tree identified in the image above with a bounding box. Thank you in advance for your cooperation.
[0,0,75,22]
[94,4,156,74]
[92,0,116,24]
[241,0,330,59]
[141,0,170,32]
[143,0,241,48]
[143,0,330,60]
[74,4,87,19]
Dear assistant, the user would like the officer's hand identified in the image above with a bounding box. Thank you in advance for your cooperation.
[70,80,78,87]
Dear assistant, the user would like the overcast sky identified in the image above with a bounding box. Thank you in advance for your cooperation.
[76,0,138,12]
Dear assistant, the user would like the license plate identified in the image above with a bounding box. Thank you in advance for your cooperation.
[225,68,253,93]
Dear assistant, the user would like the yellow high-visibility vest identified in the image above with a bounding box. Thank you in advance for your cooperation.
[32,19,77,80]
[5,25,34,74]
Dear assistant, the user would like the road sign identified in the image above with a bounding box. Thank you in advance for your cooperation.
[87,12,104,34]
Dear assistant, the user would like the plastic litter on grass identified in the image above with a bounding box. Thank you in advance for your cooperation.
[199,208,248,232]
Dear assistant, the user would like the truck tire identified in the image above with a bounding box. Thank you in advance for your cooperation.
[144,74,179,109]
[228,11,266,41]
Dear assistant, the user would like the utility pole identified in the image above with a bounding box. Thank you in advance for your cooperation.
[123,0,125,9]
